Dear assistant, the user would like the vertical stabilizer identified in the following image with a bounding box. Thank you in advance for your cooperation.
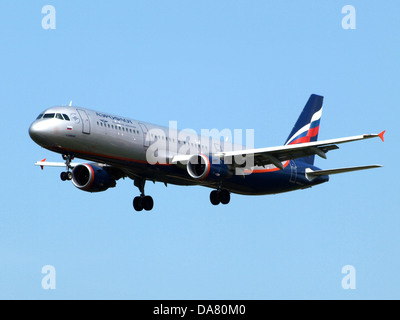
[284,94,324,165]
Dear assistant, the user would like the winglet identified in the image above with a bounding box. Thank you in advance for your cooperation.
[378,130,386,142]
[40,158,46,170]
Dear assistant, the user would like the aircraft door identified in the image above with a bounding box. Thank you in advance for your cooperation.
[77,109,91,134]
[289,160,297,183]
[139,123,150,148]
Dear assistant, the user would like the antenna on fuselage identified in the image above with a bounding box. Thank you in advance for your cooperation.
[69,101,73,107]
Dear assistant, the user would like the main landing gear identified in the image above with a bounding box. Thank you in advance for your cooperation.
[60,154,74,181]
[210,189,230,206]
[133,178,154,212]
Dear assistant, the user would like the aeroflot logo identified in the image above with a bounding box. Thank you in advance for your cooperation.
[145,121,255,174]
[96,112,134,124]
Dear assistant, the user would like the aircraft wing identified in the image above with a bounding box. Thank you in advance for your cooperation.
[34,159,81,170]
[34,158,119,173]
[213,131,385,169]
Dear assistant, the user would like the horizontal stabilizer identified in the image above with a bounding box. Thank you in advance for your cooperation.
[306,165,382,178]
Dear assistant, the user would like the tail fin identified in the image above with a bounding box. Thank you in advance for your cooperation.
[284,94,324,165]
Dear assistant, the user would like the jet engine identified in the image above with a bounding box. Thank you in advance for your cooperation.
[71,163,117,193]
[186,154,231,180]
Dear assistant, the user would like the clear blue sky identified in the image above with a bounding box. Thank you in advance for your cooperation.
[0,1,398,299]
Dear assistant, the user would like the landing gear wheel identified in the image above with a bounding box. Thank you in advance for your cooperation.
[133,196,143,211]
[210,190,220,205]
[142,196,154,211]
[219,190,230,205]
[60,172,68,181]
[210,189,230,206]
[133,196,154,212]
[60,171,72,181]
[60,154,74,182]
[133,178,154,212]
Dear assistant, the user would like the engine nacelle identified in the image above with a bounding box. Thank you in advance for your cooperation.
[71,163,116,193]
[186,154,231,180]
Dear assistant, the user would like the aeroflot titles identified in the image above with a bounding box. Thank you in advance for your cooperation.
[96,112,134,124]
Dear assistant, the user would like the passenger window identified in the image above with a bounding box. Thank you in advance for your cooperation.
[56,113,64,120]
[63,114,70,121]
[43,113,55,119]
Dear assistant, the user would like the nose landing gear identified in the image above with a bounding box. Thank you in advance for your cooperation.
[60,154,74,181]
[60,171,72,181]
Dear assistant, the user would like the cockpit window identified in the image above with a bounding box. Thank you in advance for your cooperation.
[43,113,55,119]
[39,112,70,120]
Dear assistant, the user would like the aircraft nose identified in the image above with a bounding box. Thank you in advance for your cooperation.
[29,122,40,140]
[29,121,49,145]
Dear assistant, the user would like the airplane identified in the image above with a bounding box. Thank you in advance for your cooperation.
[29,94,385,212]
